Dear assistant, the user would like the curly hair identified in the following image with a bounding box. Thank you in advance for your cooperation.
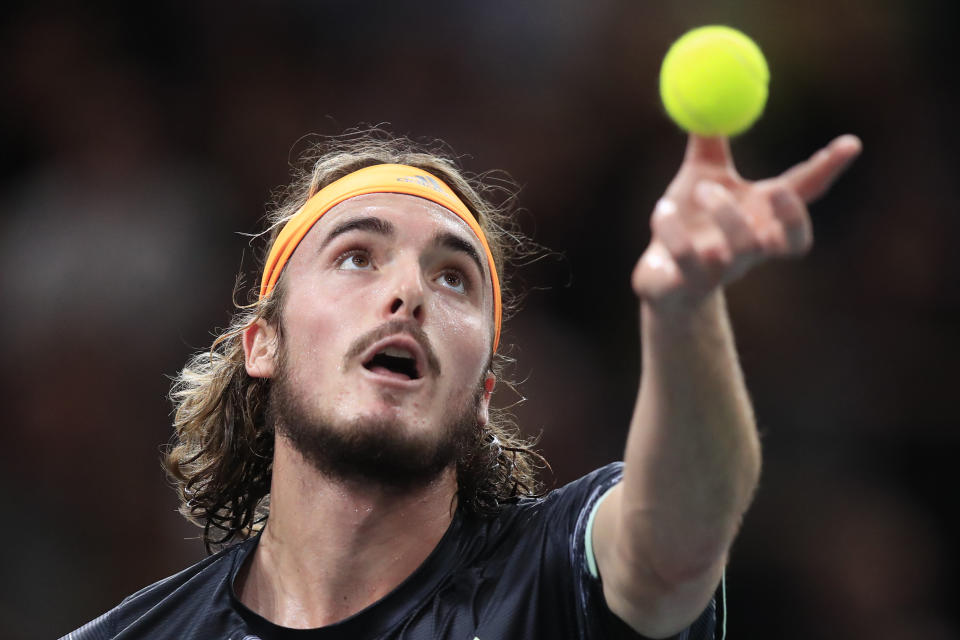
[163,129,547,553]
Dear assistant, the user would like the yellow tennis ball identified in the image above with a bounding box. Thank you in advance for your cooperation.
[659,25,769,136]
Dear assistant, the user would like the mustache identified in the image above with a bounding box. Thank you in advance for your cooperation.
[343,319,442,377]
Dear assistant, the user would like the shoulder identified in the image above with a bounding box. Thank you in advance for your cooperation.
[462,463,625,592]
[60,539,254,640]
[126,540,245,603]
[547,462,624,506]
[522,461,624,526]
[478,463,723,640]
[457,463,663,639]
[471,462,624,542]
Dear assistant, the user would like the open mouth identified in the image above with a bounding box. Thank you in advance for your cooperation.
[362,346,421,381]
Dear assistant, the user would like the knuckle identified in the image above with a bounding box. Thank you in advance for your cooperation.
[769,235,790,255]
[713,203,741,225]
[772,190,806,221]
[779,207,807,228]
[651,199,678,225]
[713,204,751,237]
[700,244,732,269]
[671,240,697,263]
[740,235,762,255]
[650,210,670,234]
[730,225,761,254]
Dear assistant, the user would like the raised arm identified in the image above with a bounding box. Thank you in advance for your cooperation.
[591,134,862,638]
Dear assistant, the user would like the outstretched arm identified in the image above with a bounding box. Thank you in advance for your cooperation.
[591,134,862,638]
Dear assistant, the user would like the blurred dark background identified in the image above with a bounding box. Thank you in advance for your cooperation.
[1,1,957,638]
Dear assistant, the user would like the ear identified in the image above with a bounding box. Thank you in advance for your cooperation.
[243,318,278,378]
[477,372,496,427]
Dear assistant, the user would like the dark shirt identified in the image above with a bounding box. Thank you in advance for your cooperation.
[62,463,723,639]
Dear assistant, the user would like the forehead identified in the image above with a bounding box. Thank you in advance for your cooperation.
[295,192,484,257]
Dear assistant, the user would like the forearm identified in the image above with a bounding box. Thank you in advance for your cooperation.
[619,290,761,586]
[596,134,858,637]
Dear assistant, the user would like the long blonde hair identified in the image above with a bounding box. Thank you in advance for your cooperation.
[164,130,546,553]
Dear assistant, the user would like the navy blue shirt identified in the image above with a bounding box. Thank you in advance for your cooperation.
[63,463,723,639]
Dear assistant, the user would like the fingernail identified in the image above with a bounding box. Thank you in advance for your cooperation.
[836,134,863,153]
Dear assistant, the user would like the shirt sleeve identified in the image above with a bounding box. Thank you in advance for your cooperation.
[559,462,724,640]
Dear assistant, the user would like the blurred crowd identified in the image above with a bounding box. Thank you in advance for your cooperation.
[1,1,957,638]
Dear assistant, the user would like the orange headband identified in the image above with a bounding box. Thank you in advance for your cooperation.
[259,163,502,352]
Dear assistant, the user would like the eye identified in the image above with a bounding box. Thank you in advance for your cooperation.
[336,249,373,271]
[436,269,467,294]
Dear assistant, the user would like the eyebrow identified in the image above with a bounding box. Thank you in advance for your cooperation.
[319,216,396,253]
[432,231,486,280]
[318,214,486,279]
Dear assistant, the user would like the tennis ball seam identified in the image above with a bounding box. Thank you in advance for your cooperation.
[665,81,715,134]
[723,36,768,85]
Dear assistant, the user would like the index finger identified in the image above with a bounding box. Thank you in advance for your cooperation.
[781,134,863,203]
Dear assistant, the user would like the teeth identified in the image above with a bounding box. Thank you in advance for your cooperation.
[380,346,414,359]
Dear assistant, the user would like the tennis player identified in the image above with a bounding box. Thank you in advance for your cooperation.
[63,130,860,639]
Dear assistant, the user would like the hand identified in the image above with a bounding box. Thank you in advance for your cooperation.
[631,134,862,312]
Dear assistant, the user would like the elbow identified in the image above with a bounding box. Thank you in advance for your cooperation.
[645,538,730,591]
[601,545,726,639]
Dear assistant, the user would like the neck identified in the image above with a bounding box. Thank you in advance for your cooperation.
[235,438,458,629]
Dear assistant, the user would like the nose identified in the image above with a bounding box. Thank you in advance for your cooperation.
[385,260,425,324]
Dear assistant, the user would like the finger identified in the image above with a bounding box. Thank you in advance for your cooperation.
[768,185,812,255]
[651,198,701,273]
[684,135,735,169]
[781,134,862,203]
[633,241,683,299]
[695,180,760,257]
[652,197,731,281]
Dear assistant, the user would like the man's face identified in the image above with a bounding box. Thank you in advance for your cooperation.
[250,193,495,485]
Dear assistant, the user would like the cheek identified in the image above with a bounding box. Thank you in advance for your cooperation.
[430,301,490,379]
[280,287,353,372]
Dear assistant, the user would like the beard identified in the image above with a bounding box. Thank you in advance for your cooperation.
[267,356,483,492]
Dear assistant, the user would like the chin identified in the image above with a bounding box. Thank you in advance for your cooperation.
[270,387,478,492]
[277,414,461,490]
[269,349,483,490]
